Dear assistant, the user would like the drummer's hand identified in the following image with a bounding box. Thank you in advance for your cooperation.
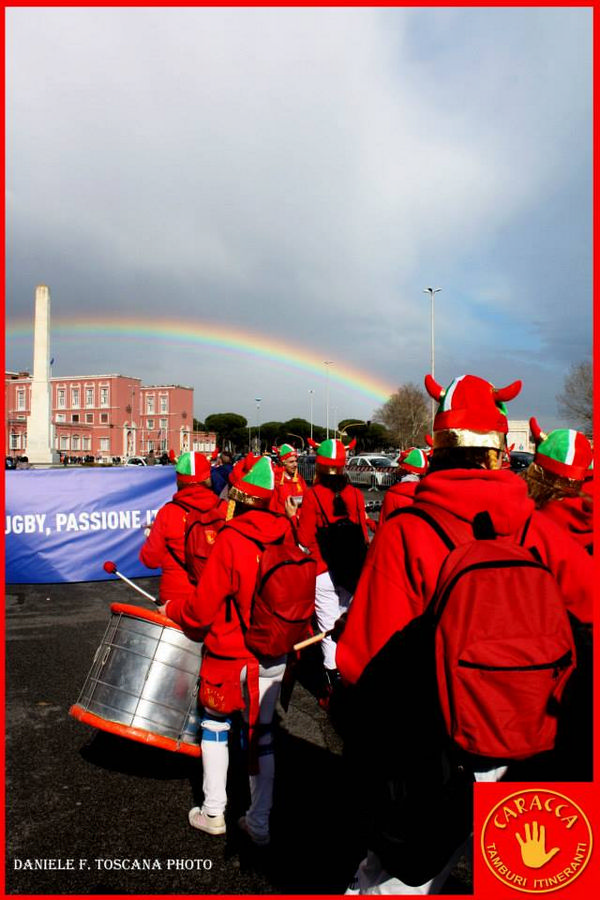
[330,612,348,643]
[157,603,169,617]
[284,496,297,519]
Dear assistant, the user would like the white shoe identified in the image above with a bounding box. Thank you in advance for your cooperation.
[188,806,226,835]
[238,815,270,846]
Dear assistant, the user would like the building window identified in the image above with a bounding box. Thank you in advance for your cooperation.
[56,413,66,423]
[146,395,155,414]
[71,387,80,408]
[58,388,66,409]
[100,387,109,407]
[72,414,80,423]
[85,413,93,423]
[60,436,69,451]
[160,418,168,430]
[82,436,91,451]
[100,438,110,452]
[147,419,154,430]
[72,435,80,451]
[100,413,109,424]
[85,387,94,407]
[10,432,20,450]
[160,396,168,413]
[17,389,26,411]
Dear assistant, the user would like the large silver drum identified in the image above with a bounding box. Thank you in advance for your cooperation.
[70,602,203,757]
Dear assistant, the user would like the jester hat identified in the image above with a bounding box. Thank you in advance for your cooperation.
[530,418,593,482]
[425,374,522,450]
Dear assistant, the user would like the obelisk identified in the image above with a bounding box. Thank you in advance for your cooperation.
[27,284,59,464]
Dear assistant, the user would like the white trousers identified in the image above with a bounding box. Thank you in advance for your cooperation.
[346,765,508,894]
[314,571,352,670]
[199,659,286,837]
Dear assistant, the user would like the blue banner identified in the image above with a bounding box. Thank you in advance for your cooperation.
[5,467,177,584]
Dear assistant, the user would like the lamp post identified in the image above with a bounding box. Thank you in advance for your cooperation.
[324,361,334,439]
[308,389,315,441]
[423,287,441,430]
[255,398,262,453]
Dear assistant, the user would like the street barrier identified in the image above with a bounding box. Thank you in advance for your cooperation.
[5,467,176,584]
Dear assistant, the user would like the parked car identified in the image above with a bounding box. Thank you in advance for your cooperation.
[509,451,534,472]
[346,454,397,488]
[124,456,147,466]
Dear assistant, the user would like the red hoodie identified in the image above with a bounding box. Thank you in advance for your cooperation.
[337,468,593,685]
[538,495,593,553]
[378,479,419,526]
[139,485,226,604]
[165,508,294,659]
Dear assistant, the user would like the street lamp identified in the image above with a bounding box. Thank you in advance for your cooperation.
[308,389,315,442]
[324,361,334,439]
[255,398,262,453]
[423,287,442,430]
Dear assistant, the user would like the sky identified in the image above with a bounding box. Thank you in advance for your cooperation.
[5,6,592,432]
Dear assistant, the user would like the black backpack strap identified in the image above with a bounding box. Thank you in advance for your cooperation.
[519,515,533,546]
[385,506,456,552]
[313,489,331,526]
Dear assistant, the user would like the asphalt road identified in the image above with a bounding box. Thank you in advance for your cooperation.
[5,485,473,896]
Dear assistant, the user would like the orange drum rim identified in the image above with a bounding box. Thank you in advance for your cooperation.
[69,704,201,758]
[109,602,185,631]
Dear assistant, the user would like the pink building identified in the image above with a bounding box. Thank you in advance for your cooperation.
[5,371,216,461]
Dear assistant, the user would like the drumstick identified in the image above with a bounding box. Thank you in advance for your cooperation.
[293,629,333,651]
[103,561,160,605]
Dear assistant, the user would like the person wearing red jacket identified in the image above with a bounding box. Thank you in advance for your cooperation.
[378,447,429,526]
[269,443,307,515]
[336,374,593,895]
[288,438,368,694]
[524,418,593,553]
[139,451,224,604]
[163,457,295,847]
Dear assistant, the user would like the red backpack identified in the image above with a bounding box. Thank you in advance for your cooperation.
[183,504,227,584]
[231,532,317,658]
[388,506,576,760]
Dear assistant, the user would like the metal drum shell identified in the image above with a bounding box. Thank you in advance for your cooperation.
[70,602,203,757]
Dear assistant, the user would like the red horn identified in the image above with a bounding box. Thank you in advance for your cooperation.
[493,380,522,402]
[307,438,318,449]
[424,374,444,402]
[529,417,547,445]
[347,437,357,451]
[424,433,433,448]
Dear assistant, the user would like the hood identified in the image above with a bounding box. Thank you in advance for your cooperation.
[173,484,223,514]
[226,508,292,545]
[415,469,535,537]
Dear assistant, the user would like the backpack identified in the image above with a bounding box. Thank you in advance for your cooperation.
[183,505,227,584]
[232,532,317,658]
[313,490,368,593]
[388,506,576,761]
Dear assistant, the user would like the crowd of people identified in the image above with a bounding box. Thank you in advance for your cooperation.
[139,372,593,894]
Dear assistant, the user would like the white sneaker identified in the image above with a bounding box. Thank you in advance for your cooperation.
[188,806,226,835]
[237,815,270,846]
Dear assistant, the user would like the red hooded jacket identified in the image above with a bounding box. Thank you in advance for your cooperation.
[269,467,308,515]
[378,479,419,526]
[165,508,295,659]
[337,468,593,685]
[538,495,593,554]
[139,484,226,604]
[295,482,369,575]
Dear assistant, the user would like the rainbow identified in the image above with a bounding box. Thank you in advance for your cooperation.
[6,315,396,403]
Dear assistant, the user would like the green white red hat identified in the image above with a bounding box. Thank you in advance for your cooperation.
[530,418,593,481]
[399,447,428,475]
[311,438,348,471]
[228,456,275,507]
[425,374,522,450]
[175,451,211,484]
[277,443,297,461]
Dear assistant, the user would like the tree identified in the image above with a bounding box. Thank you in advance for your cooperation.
[204,413,248,451]
[193,418,205,432]
[337,419,392,452]
[556,361,593,437]
[374,383,429,448]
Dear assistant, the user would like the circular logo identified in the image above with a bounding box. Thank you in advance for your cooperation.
[481,788,592,893]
